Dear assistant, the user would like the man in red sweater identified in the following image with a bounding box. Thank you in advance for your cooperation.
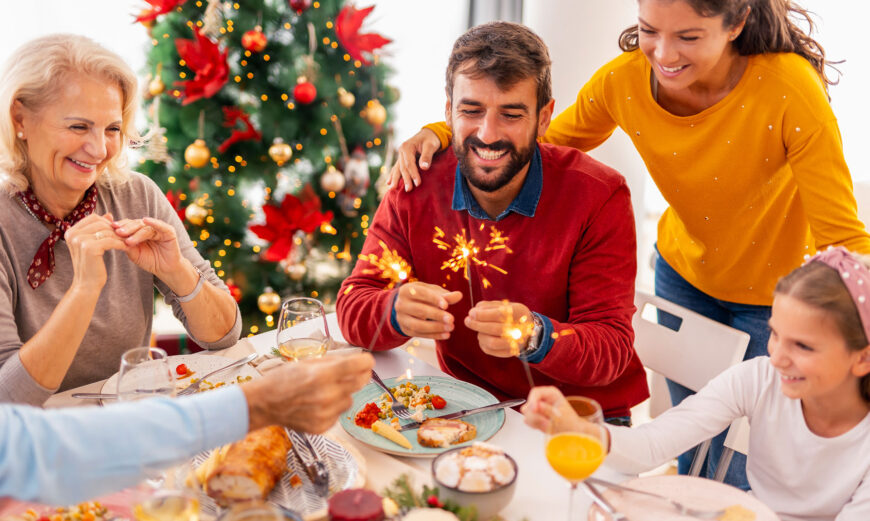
[337,22,648,420]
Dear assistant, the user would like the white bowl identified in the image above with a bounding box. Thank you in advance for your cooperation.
[430,446,518,520]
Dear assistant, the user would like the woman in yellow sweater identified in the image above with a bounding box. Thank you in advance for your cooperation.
[389,0,870,487]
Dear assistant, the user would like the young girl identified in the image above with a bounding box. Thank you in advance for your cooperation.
[523,246,870,521]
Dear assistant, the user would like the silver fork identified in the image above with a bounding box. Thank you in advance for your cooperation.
[297,433,330,497]
[586,477,726,519]
[177,353,258,396]
[369,369,414,420]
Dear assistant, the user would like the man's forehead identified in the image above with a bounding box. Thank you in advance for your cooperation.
[451,73,535,107]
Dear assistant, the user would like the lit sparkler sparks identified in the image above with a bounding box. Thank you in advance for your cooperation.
[356,241,415,352]
[433,224,511,305]
[496,301,536,389]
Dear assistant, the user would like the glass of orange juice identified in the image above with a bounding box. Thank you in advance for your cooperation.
[545,395,607,521]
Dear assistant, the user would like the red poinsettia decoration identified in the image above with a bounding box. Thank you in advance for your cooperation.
[218,107,262,153]
[135,0,187,23]
[335,5,391,66]
[249,185,334,262]
[174,27,229,105]
[165,190,187,223]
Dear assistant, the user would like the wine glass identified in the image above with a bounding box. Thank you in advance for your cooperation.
[132,489,200,521]
[276,297,331,361]
[221,501,286,521]
[117,347,176,401]
[545,396,608,521]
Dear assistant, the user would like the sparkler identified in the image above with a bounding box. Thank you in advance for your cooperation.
[357,241,415,352]
[433,223,511,306]
[497,301,537,389]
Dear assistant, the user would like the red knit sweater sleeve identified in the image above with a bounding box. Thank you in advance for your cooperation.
[534,181,638,386]
[336,188,409,350]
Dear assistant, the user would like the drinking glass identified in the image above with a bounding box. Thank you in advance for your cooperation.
[221,501,286,521]
[276,297,331,361]
[545,396,608,521]
[117,347,176,401]
[132,489,200,521]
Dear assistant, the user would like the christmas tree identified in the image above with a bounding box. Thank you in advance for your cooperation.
[136,0,396,335]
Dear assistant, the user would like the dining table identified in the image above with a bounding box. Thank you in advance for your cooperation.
[45,312,631,520]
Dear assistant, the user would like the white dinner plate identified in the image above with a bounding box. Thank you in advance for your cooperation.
[100,354,260,403]
[587,474,779,521]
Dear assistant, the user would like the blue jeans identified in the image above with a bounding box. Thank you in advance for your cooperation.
[654,249,770,490]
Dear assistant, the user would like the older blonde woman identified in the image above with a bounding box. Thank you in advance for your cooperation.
[0,34,241,405]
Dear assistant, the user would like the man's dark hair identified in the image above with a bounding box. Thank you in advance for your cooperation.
[446,21,552,112]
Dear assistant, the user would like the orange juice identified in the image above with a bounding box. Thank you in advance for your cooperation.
[545,432,605,482]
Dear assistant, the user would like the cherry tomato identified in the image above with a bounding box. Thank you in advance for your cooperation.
[431,395,447,409]
[175,363,188,376]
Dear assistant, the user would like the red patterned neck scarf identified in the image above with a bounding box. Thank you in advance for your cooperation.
[17,184,99,289]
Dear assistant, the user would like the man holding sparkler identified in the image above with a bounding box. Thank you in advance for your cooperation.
[337,22,648,422]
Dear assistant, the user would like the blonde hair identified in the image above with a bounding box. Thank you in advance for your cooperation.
[0,33,142,195]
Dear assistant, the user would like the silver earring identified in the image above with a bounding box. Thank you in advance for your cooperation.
[16,131,23,139]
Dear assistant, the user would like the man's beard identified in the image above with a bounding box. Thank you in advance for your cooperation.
[454,134,535,193]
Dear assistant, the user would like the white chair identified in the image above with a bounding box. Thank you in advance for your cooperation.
[715,416,751,481]
[633,291,750,478]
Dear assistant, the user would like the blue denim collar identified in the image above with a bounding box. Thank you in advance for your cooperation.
[451,145,542,221]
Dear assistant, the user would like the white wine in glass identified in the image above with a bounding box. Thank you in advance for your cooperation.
[545,396,608,521]
[276,297,330,361]
[133,491,199,521]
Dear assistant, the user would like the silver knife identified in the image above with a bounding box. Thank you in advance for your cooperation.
[583,481,630,521]
[397,398,525,431]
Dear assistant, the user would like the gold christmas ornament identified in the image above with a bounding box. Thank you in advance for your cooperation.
[257,286,281,314]
[184,139,211,168]
[268,138,293,166]
[184,202,208,226]
[148,76,165,96]
[337,87,355,109]
[320,165,346,192]
[364,99,387,127]
[285,262,307,281]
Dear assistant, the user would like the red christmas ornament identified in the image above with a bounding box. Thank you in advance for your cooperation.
[174,27,229,105]
[335,5,392,65]
[249,184,334,262]
[135,0,187,23]
[288,0,312,14]
[226,281,242,303]
[293,79,317,105]
[164,190,187,223]
[218,107,262,153]
[241,26,268,53]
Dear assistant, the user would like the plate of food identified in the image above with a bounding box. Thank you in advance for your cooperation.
[587,475,778,521]
[100,354,260,402]
[191,426,363,521]
[339,375,506,458]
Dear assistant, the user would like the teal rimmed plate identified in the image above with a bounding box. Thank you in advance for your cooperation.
[339,375,505,458]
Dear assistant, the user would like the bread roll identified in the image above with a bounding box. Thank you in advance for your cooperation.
[204,425,292,505]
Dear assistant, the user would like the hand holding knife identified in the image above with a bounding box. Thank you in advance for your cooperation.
[397,398,525,431]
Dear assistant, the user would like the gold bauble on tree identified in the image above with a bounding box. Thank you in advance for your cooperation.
[184,139,211,168]
[148,76,165,96]
[257,286,281,314]
[337,87,355,109]
[320,165,346,193]
[284,262,307,281]
[268,138,293,166]
[363,99,387,127]
[184,202,208,226]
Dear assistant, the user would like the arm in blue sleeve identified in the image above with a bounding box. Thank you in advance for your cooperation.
[0,386,249,505]
[389,291,408,337]
[517,312,555,364]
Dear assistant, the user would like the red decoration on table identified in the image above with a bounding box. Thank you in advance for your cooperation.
[293,80,317,105]
[218,107,262,153]
[249,184,334,262]
[288,0,312,14]
[174,27,229,105]
[328,488,384,521]
[426,494,443,508]
[165,190,187,223]
[335,5,392,65]
[241,26,268,52]
[135,0,187,23]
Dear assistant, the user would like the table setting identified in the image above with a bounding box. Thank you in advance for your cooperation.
[1,308,772,521]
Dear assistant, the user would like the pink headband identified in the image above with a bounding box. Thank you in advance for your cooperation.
[804,246,870,340]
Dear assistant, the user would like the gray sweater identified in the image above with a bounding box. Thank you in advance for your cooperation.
[0,173,242,405]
